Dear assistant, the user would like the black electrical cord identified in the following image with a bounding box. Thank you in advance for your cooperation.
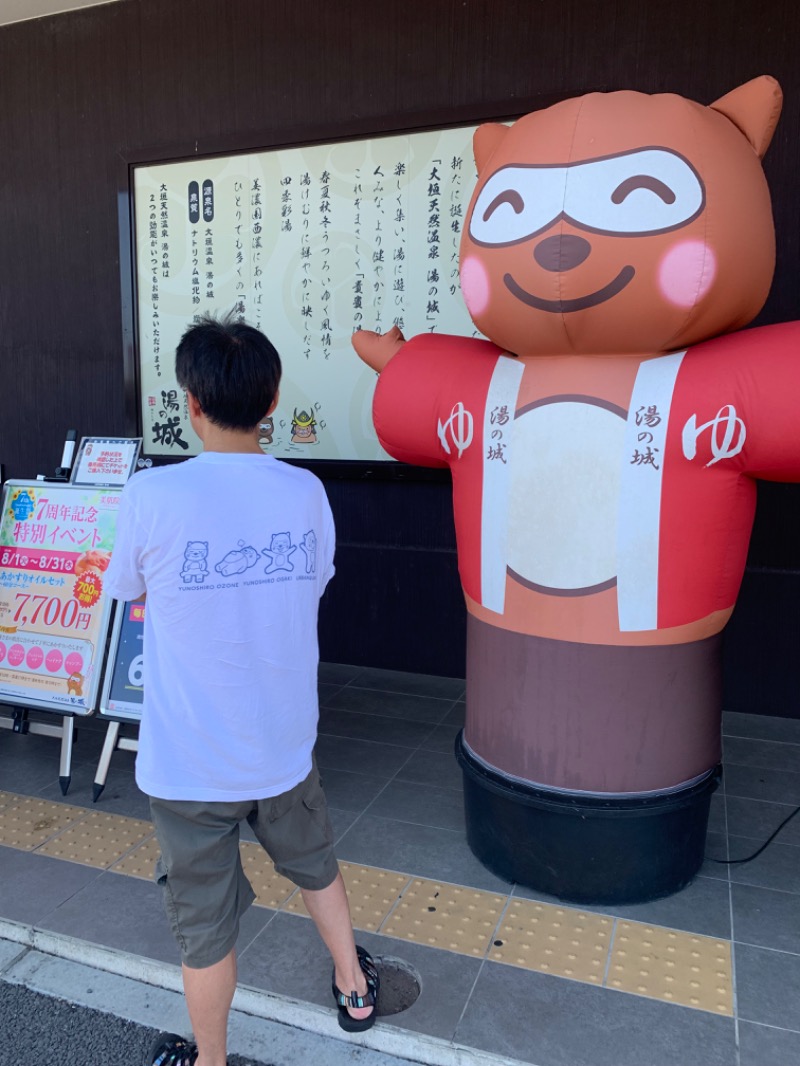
[709,804,800,865]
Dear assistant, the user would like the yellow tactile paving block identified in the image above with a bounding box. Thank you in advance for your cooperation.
[110,834,161,879]
[239,842,297,909]
[490,898,613,984]
[284,862,410,932]
[381,878,506,956]
[37,811,153,868]
[0,795,87,849]
[0,786,738,1020]
[608,921,733,1015]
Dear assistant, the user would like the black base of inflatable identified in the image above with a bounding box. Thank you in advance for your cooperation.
[455,732,722,905]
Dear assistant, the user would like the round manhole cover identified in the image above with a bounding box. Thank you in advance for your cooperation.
[373,955,421,1016]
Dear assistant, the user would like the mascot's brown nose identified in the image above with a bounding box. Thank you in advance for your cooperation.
[534,234,591,272]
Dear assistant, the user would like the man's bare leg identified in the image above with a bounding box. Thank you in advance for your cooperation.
[301,871,373,1022]
[182,948,237,1066]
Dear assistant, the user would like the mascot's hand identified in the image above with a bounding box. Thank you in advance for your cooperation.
[352,324,406,372]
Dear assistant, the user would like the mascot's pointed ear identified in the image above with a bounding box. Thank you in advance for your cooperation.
[473,123,509,173]
[709,75,783,158]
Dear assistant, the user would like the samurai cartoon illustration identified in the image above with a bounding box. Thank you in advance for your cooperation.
[291,408,318,444]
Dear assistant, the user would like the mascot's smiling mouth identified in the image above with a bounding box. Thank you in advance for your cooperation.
[504,265,636,313]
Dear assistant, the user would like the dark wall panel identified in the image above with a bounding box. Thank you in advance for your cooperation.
[320,543,465,678]
[723,571,800,718]
[1,0,799,705]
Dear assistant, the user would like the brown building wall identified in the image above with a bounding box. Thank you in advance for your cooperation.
[0,0,798,706]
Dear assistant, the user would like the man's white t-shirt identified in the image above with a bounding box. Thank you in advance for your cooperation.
[105,452,335,802]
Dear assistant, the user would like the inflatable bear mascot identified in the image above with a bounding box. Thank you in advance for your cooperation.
[353,76,800,904]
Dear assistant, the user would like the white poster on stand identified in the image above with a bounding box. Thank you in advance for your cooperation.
[71,437,141,488]
[0,481,121,714]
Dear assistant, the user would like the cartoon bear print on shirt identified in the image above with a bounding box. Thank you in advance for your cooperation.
[215,542,260,577]
[181,541,209,583]
[300,530,317,574]
[262,532,296,574]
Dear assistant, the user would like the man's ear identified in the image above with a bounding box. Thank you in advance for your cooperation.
[185,390,207,443]
[185,390,204,420]
[265,389,280,417]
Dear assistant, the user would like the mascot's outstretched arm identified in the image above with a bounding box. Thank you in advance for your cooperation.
[352,324,406,372]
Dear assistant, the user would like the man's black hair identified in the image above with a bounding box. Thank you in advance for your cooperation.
[175,312,282,431]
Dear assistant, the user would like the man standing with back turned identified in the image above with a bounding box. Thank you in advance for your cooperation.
[106,313,378,1066]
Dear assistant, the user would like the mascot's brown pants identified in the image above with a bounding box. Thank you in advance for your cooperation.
[464,616,722,794]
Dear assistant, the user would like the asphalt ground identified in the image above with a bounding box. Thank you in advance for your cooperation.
[0,944,424,1066]
[0,982,273,1066]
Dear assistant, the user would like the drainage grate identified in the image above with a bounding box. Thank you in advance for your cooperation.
[373,955,422,1016]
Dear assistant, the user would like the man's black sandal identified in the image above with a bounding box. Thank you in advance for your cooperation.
[145,1031,199,1066]
[332,945,380,1032]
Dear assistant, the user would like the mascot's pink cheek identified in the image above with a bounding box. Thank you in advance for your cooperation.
[658,240,717,309]
[461,256,490,316]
